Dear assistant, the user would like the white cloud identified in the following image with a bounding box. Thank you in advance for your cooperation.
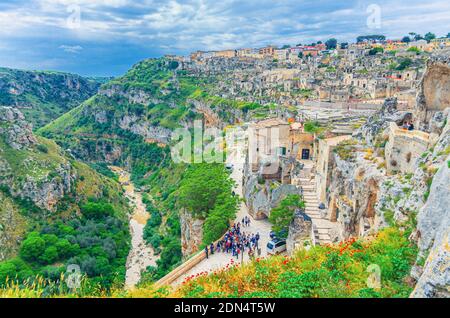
[59,44,83,53]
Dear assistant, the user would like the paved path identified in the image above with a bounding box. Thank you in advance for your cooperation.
[110,166,158,289]
[172,139,272,287]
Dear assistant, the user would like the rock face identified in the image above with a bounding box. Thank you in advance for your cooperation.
[415,55,450,132]
[0,192,27,261]
[0,107,76,212]
[0,107,37,150]
[243,172,299,219]
[286,210,312,254]
[180,208,204,258]
[18,163,75,211]
[411,156,450,298]
[327,152,385,240]
[118,114,172,144]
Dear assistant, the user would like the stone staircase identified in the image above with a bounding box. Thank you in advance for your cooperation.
[297,177,334,245]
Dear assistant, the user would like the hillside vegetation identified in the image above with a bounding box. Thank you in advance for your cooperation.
[0,108,130,292]
[0,68,101,128]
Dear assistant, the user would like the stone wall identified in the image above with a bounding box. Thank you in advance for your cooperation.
[385,122,430,174]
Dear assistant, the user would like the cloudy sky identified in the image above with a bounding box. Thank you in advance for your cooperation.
[1,0,450,76]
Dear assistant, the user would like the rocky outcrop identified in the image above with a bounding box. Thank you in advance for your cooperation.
[411,156,450,298]
[0,107,37,150]
[414,55,450,132]
[286,210,312,254]
[99,85,158,105]
[327,151,385,240]
[118,114,172,144]
[0,107,76,212]
[17,163,75,211]
[180,209,204,258]
[243,172,299,219]
[0,192,27,261]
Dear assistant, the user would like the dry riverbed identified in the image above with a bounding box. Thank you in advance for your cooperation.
[110,166,158,289]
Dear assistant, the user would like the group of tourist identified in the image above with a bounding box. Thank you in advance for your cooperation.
[204,220,261,261]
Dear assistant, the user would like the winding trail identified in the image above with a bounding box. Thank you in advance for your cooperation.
[110,166,158,289]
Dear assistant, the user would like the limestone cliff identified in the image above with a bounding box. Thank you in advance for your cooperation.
[180,208,204,258]
[411,154,450,298]
[415,54,450,132]
[0,107,76,212]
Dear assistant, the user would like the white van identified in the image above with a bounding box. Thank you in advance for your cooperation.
[267,239,286,255]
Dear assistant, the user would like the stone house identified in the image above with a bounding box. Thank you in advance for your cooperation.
[248,118,292,174]
[289,122,315,161]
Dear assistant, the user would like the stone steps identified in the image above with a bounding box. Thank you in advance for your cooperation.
[297,175,336,246]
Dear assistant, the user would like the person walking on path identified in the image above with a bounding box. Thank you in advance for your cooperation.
[205,246,209,259]
[210,243,214,255]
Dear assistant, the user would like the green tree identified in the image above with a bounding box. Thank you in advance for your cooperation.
[202,193,239,244]
[81,202,114,219]
[369,47,384,55]
[401,36,411,43]
[40,246,59,264]
[20,234,46,262]
[396,58,413,70]
[424,32,436,42]
[0,258,33,286]
[55,239,79,259]
[269,194,305,236]
[325,38,337,50]
[407,46,421,54]
[178,164,236,218]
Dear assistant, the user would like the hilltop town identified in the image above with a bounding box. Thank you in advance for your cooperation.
[169,34,448,107]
